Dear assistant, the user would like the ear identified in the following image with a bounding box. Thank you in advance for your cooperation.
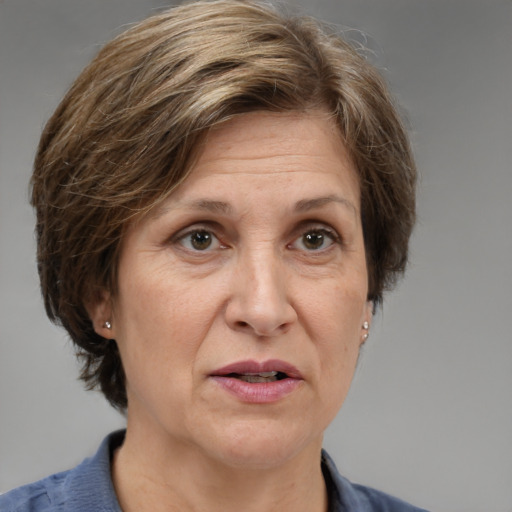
[86,289,115,340]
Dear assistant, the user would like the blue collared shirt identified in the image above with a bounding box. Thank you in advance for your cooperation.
[0,430,428,511]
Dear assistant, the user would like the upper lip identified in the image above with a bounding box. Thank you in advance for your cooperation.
[210,359,303,379]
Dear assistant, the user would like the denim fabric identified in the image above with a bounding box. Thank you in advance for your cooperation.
[1,431,428,511]
[321,451,429,512]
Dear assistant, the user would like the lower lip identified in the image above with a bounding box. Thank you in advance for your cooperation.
[210,376,302,403]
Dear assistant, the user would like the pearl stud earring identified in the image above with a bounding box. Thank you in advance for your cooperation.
[362,321,369,342]
[103,321,112,330]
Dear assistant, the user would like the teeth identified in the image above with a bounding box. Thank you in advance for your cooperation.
[254,371,278,378]
[226,371,286,383]
[235,371,280,383]
[238,374,278,383]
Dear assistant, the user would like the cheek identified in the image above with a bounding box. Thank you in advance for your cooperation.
[303,280,366,387]
[113,261,228,387]
[297,287,364,434]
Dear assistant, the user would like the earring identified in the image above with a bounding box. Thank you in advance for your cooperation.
[103,321,112,330]
[362,321,369,342]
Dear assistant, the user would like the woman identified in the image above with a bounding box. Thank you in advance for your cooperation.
[1,1,425,510]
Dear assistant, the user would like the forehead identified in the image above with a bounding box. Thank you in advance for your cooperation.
[179,110,356,192]
[149,110,361,222]
[198,110,350,169]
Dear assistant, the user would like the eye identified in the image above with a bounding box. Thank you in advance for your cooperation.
[178,229,221,251]
[290,228,339,251]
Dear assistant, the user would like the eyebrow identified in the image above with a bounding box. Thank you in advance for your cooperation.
[154,195,356,219]
[294,195,357,216]
[183,199,233,214]
[153,199,232,219]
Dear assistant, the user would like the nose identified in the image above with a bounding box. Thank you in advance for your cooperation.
[225,249,297,337]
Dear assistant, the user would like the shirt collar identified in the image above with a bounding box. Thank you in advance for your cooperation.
[60,430,125,511]
[62,431,375,512]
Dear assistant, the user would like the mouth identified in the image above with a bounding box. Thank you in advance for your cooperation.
[209,360,303,403]
[211,359,303,381]
[225,371,289,383]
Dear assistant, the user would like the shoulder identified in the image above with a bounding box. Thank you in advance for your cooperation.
[0,470,69,512]
[0,431,125,512]
[321,450,430,512]
[347,483,429,512]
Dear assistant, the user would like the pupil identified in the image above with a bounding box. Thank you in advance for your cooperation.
[191,231,212,250]
[304,231,323,249]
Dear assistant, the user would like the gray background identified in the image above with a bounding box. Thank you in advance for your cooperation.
[1,1,511,510]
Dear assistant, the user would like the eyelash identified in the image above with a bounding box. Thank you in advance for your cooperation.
[288,227,341,252]
[172,223,342,253]
[175,228,225,252]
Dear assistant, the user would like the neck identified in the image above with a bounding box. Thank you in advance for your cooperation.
[112,425,328,512]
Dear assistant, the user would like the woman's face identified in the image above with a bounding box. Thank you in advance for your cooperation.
[99,111,372,469]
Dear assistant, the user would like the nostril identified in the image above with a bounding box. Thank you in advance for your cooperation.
[236,321,249,328]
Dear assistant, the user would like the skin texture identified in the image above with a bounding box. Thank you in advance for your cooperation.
[91,111,373,512]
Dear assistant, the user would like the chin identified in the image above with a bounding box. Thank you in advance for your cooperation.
[205,418,321,470]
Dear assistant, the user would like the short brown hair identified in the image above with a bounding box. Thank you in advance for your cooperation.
[31,0,416,410]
